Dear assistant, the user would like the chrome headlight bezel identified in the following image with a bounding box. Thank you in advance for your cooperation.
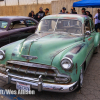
[0,50,5,60]
[61,57,74,70]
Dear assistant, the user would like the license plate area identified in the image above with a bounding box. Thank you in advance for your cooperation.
[16,82,30,91]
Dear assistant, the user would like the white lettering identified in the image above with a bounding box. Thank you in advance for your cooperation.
[5,89,17,95]
[0,89,35,95]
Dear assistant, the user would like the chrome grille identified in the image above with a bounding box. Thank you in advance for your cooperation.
[6,62,57,77]
[6,61,71,84]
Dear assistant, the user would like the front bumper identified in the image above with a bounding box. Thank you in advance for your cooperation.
[0,72,78,93]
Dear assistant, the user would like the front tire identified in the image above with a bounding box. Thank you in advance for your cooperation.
[77,69,84,90]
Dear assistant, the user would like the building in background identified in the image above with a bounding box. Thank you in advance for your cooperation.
[0,0,57,6]
[0,0,97,20]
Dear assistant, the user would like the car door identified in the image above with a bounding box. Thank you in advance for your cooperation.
[85,19,95,65]
[8,19,34,43]
[0,20,10,47]
[0,31,10,47]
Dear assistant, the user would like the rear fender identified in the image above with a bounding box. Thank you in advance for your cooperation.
[94,32,100,47]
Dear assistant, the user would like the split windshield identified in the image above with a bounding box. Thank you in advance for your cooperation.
[36,19,82,34]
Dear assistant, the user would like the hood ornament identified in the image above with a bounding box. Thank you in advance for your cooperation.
[21,55,38,60]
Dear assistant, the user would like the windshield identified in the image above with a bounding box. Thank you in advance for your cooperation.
[36,19,57,33]
[36,19,82,34]
[0,21,8,29]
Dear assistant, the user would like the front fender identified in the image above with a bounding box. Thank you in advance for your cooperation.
[0,39,25,65]
[52,43,87,83]
[94,32,100,47]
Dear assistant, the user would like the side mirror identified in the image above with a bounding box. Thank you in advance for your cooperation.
[85,31,91,37]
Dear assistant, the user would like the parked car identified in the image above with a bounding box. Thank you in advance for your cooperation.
[0,16,38,46]
[0,14,99,93]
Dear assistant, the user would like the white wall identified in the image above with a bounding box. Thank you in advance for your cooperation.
[0,0,5,6]
[6,0,18,6]
[0,0,56,6]
[37,0,54,4]
[19,0,36,5]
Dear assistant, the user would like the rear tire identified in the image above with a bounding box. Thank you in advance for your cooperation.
[94,45,99,54]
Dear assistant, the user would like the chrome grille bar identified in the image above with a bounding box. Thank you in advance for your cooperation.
[6,66,57,77]
[6,61,71,78]
[7,61,56,70]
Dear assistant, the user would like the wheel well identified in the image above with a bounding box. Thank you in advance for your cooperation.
[83,61,86,71]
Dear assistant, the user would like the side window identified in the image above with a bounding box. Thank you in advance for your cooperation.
[9,20,26,30]
[26,20,37,26]
[85,20,91,32]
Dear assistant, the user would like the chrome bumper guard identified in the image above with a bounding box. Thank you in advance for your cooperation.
[0,71,78,92]
[0,73,8,83]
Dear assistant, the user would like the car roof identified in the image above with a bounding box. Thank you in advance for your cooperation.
[0,16,33,21]
[42,14,91,23]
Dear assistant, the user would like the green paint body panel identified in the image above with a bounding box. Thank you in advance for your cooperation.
[0,14,100,84]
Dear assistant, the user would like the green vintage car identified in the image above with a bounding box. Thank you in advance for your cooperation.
[0,14,99,92]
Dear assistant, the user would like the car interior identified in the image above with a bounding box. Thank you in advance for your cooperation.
[55,20,82,34]
[85,20,91,32]
[9,20,26,29]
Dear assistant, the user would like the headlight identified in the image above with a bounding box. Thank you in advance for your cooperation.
[0,50,5,60]
[61,57,73,70]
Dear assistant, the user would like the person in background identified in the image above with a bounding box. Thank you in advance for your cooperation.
[45,8,50,16]
[59,7,66,14]
[66,11,68,14]
[60,10,62,13]
[97,9,100,30]
[35,7,45,22]
[86,11,93,19]
[81,8,86,15]
[66,11,70,14]
[71,7,77,14]
[94,9,100,32]
[28,11,35,19]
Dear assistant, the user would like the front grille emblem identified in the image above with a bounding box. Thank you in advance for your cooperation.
[21,55,38,60]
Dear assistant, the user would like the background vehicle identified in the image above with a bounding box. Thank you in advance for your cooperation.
[0,16,38,46]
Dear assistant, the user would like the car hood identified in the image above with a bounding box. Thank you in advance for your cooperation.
[11,32,83,65]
